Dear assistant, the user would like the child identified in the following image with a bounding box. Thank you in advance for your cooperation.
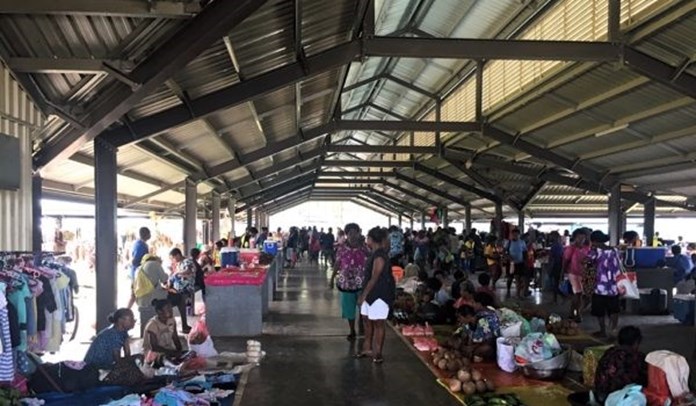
[143,299,188,367]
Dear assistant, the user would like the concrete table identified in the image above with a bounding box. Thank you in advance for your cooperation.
[205,268,271,337]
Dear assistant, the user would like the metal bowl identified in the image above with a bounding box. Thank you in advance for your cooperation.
[517,346,571,380]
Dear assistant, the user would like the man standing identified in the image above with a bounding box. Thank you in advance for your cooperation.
[666,245,694,284]
[505,229,528,299]
[128,227,151,309]
[320,227,336,267]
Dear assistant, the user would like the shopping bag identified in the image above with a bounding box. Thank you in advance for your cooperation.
[605,384,647,406]
[617,272,639,299]
[496,337,519,373]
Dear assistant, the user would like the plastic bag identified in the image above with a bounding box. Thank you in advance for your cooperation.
[559,277,573,297]
[530,317,547,333]
[497,337,519,373]
[514,333,562,365]
[617,272,640,300]
[605,384,647,406]
[189,336,218,358]
[501,321,522,338]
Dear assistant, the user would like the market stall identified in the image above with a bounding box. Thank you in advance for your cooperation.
[205,249,281,337]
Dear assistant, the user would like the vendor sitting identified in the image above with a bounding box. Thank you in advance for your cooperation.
[143,299,188,367]
[84,308,136,370]
[594,325,647,403]
[455,292,501,361]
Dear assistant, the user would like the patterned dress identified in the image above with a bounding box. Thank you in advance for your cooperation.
[588,248,621,296]
[335,244,369,292]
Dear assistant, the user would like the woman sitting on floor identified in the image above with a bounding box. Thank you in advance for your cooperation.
[143,299,189,367]
[594,325,647,403]
[455,292,501,361]
[84,308,137,370]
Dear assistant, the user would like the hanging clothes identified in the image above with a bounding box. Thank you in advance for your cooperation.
[0,283,15,382]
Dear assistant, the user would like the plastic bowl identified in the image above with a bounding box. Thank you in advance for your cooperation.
[517,346,571,380]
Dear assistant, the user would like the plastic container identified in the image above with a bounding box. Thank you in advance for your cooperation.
[625,247,667,268]
[517,346,571,380]
[220,247,239,268]
[263,240,278,255]
[673,294,695,325]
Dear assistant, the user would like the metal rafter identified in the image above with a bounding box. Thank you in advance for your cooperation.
[0,0,201,17]
[6,58,134,74]
[336,120,480,133]
[323,160,413,168]
[34,0,269,168]
[413,162,501,203]
[624,47,696,100]
[327,145,438,154]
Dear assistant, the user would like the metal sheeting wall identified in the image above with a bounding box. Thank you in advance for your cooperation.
[0,64,43,251]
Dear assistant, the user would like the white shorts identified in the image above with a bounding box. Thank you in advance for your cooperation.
[360,299,390,320]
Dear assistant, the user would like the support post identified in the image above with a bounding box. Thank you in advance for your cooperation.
[410,216,414,230]
[608,184,622,246]
[388,216,392,227]
[518,211,525,233]
[227,197,236,239]
[94,138,118,331]
[495,202,503,239]
[644,197,656,247]
[421,212,426,230]
[398,214,403,228]
[246,208,253,229]
[435,99,442,152]
[608,0,621,43]
[476,60,484,122]
[442,207,449,228]
[211,192,221,243]
[184,178,197,253]
[465,204,472,236]
[32,174,43,257]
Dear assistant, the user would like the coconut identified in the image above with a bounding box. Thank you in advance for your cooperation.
[448,378,462,393]
[462,382,477,395]
[437,359,448,370]
[475,380,487,393]
[485,379,495,391]
[457,369,472,382]
[447,360,458,372]
[471,370,483,382]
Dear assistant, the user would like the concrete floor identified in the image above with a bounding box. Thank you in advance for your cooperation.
[228,261,458,406]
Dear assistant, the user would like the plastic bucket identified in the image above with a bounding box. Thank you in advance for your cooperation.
[220,247,239,267]
[263,241,278,255]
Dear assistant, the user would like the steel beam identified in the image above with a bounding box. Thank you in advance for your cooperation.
[321,171,394,177]
[237,180,314,212]
[124,182,183,208]
[383,180,442,208]
[104,42,357,147]
[360,194,407,218]
[326,145,438,154]
[0,0,201,17]
[343,74,385,93]
[384,74,437,99]
[336,120,480,133]
[207,123,333,179]
[364,37,621,61]
[350,198,393,218]
[313,187,373,193]
[366,103,410,121]
[323,160,414,168]
[6,57,133,74]
[624,47,696,100]
[35,0,267,168]
[68,152,166,187]
[520,181,547,210]
[94,138,118,332]
[239,171,316,203]
[394,173,463,207]
[316,178,383,185]
[414,162,501,203]
[238,161,321,198]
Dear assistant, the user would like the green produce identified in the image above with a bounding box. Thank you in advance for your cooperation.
[465,392,526,406]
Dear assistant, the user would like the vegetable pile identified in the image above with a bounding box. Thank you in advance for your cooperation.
[465,392,526,406]
[545,319,580,336]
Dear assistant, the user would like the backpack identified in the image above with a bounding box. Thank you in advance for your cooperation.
[134,267,154,298]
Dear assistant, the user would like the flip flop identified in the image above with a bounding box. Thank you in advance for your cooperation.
[353,352,372,359]
[372,356,384,364]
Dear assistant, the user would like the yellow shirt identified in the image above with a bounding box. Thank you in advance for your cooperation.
[484,245,497,266]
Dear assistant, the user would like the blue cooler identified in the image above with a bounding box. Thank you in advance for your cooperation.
[673,294,695,325]
[263,240,278,255]
[220,247,239,267]
[624,247,667,268]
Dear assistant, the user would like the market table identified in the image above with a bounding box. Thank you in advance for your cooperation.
[205,265,272,337]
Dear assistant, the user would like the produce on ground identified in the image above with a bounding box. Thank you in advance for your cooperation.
[546,319,580,336]
[465,392,526,406]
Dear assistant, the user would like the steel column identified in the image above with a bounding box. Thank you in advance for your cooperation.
[421,212,426,229]
[644,197,656,247]
[476,60,484,122]
[388,216,392,227]
[435,100,442,151]
[442,207,448,228]
[398,214,403,228]
[184,179,197,253]
[608,184,622,246]
[94,138,118,331]
[246,208,253,230]
[410,216,414,230]
[228,198,236,238]
[211,192,221,243]
[465,205,472,235]
[495,202,503,239]
[608,0,621,42]
[32,174,43,256]
[518,211,525,233]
